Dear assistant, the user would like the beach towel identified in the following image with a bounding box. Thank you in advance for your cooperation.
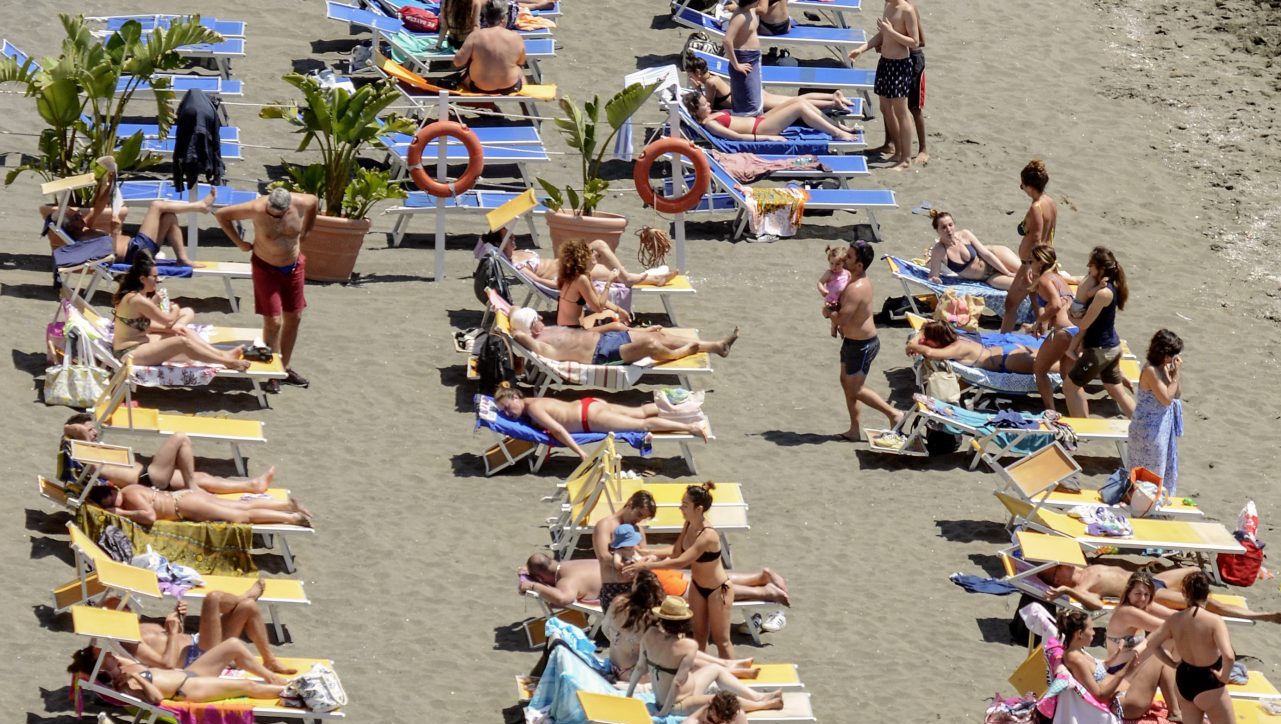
[543,618,614,678]
[709,150,827,184]
[729,48,763,116]
[474,395,653,455]
[525,645,679,724]
[163,701,255,724]
[109,258,194,279]
[694,124,832,155]
[741,186,808,237]
[77,505,257,576]
[949,572,1018,596]
[889,256,1031,321]
[1127,389,1181,496]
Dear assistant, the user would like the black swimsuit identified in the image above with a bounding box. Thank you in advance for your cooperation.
[685,525,730,600]
[1173,606,1226,702]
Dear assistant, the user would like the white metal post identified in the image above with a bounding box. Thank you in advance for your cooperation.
[667,99,687,273]
[433,91,448,281]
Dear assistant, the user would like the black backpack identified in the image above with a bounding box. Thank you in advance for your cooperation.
[681,31,723,62]
[474,332,516,395]
[473,255,512,305]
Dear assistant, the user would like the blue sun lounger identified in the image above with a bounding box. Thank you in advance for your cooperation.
[126,35,245,80]
[329,0,552,38]
[670,95,863,154]
[672,3,864,64]
[884,255,1024,322]
[119,125,242,161]
[118,181,258,208]
[383,188,548,246]
[364,0,563,18]
[671,0,861,24]
[96,15,246,37]
[689,49,873,95]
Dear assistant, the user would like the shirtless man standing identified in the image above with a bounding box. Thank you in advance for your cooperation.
[215,188,317,391]
[1040,563,1281,624]
[848,0,920,169]
[835,240,902,441]
[454,0,527,94]
[88,481,312,527]
[507,307,739,366]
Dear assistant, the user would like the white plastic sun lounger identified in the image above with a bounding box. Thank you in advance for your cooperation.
[689,48,874,94]
[95,15,246,37]
[672,1,863,63]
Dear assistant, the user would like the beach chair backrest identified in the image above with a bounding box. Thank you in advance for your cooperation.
[577,691,652,724]
[1002,443,1081,500]
[67,522,112,563]
[92,365,133,429]
[71,605,143,643]
[490,249,557,300]
[94,556,162,599]
[1007,644,1049,698]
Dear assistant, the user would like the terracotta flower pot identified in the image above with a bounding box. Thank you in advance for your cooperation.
[545,210,628,255]
[299,215,372,282]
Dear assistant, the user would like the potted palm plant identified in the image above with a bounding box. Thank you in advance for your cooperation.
[537,80,661,252]
[260,73,415,282]
[0,14,222,197]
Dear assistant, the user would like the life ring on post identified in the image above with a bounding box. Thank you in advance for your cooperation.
[633,137,709,214]
[407,120,484,198]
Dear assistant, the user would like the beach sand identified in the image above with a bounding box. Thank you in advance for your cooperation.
[1,0,1279,721]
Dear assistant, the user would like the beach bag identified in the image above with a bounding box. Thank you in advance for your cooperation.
[654,388,705,422]
[97,525,134,563]
[44,329,108,409]
[934,289,986,332]
[985,692,1037,723]
[281,663,347,713]
[924,423,961,456]
[921,362,961,404]
[473,255,512,304]
[681,31,723,61]
[474,333,516,395]
[399,6,439,32]
[1128,481,1163,518]
[1098,467,1131,506]
[1218,536,1265,587]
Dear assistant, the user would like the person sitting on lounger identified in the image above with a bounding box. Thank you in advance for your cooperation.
[1056,608,1136,721]
[70,640,290,706]
[111,253,251,370]
[453,0,526,95]
[683,50,855,113]
[1040,562,1281,624]
[43,158,209,268]
[508,306,739,365]
[1095,572,1183,721]
[493,385,709,459]
[518,554,790,610]
[905,320,1043,374]
[625,596,784,716]
[489,228,676,290]
[87,480,311,527]
[98,583,296,675]
[682,91,860,143]
[556,238,634,327]
[924,210,1020,289]
[61,414,274,495]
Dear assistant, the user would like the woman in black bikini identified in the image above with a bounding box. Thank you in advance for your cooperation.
[626,596,783,717]
[1000,159,1059,331]
[71,638,290,706]
[923,210,1020,289]
[1139,571,1236,724]
[624,483,734,658]
[112,253,251,370]
[554,239,630,328]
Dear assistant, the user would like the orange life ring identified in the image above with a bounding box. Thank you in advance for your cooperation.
[633,137,709,214]
[407,120,485,198]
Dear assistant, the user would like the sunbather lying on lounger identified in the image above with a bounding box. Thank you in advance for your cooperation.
[61,415,274,495]
[924,210,1020,288]
[627,596,784,716]
[42,160,209,267]
[683,91,859,143]
[70,640,289,705]
[98,583,295,675]
[683,50,856,113]
[1039,563,1281,624]
[905,320,1046,375]
[112,253,251,370]
[87,481,311,527]
[518,555,790,610]
[490,228,677,290]
[508,307,739,365]
[494,385,709,459]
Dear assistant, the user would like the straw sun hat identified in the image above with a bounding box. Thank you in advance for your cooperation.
[652,595,694,621]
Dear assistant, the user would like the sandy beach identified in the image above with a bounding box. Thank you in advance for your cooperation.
[1,0,1280,721]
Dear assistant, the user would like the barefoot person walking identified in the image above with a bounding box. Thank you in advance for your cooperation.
[215,188,317,391]
[836,241,902,441]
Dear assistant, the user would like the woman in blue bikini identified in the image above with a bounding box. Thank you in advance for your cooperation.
[906,320,1047,375]
[1027,244,1079,411]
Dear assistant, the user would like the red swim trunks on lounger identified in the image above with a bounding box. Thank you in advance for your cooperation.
[251,253,307,316]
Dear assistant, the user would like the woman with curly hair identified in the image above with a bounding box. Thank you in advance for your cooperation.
[555,238,631,327]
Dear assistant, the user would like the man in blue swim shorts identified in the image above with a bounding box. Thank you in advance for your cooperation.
[835,241,902,442]
[507,307,739,365]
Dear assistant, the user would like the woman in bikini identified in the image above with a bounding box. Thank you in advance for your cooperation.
[906,320,1048,375]
[1057,609,1134,723]
[70,638,290,706]
[87,480,312,527]
[682,92,860,143]
[683,50,855,113]
[1001,159,1059,331]
[624,483,734,658]
[112,253,251,370]
[1026,244,1078,411]
[492,385,710,460]
[923,210,1020,288]
[1139,571,1236,724]
[489,229,674,291]
[626,596,783,717]
[555,238,632,327]
[1098,571,1184,722]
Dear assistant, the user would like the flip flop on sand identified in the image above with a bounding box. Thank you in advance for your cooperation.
[911,201,935,215]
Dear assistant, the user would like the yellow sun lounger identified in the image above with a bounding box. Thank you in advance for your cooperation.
[59,522,309,639]
[577,691,816,722]
[995,442,1202,521]
[71,606,344,722]
[379,51,557,101]
[93,364,267,474]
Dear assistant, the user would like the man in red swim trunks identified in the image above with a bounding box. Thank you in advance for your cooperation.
[215,188,317,391]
